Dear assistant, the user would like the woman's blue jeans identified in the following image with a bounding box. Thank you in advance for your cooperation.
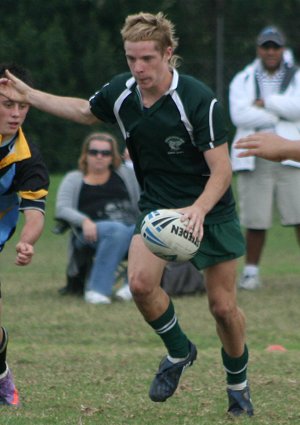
[75,221,135,296]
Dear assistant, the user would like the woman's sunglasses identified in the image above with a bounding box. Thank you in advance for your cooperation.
[88,149,112,157]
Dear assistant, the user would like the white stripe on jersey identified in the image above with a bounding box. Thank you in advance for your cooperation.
[209,99,217,147]
[171,91,195,145]
[113,77,136,140]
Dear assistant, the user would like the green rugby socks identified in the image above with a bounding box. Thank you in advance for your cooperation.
[148,300,190,358]
[222,345,249,386]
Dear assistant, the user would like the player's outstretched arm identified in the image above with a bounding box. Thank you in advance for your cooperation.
[15,210,45,266]
[235,133,300,162]
[0,70,99,125]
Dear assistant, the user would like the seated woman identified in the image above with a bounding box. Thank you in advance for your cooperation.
[55,132,140,304]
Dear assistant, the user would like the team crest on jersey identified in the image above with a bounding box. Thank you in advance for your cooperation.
[165,136,185,154]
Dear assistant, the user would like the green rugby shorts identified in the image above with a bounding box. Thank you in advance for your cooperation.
[135,212,245,270]
[191,218,245,270]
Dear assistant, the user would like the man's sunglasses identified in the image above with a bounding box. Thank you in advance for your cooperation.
[88,149,112,157]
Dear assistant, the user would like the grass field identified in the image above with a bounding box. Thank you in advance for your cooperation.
[0,175,299,424]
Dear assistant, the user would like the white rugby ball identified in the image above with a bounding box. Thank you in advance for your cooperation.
[141,209,201,261]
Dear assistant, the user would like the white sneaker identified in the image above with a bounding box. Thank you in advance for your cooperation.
[238,274,261,290]
[84,290,111,304]
[115,284,132,301]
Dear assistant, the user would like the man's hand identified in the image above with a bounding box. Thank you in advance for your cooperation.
[15,242,34,266]
[254,99,265,108]
[0,70,30,103]
[176,204,205,242]
[15,209,44,266]
[235,133,288,161]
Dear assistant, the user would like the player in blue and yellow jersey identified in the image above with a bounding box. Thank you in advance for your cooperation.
[0,14,253,416]
[0,64,49,406]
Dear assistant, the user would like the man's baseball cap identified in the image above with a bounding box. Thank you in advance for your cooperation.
[256,26,285,47]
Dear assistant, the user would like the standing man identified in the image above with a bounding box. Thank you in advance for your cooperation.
[0,63,49,405]
[0,13,253,416]
[229,26,300,290]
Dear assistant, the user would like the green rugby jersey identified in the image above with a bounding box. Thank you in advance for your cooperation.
[89,69,236,224]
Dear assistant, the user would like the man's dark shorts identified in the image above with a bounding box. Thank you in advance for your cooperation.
[135,212,245,270]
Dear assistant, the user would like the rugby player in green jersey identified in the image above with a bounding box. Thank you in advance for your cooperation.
[0,13,253,416]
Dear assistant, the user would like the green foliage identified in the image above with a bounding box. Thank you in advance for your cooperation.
[1,0,300,170]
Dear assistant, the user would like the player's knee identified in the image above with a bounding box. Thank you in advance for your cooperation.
[209,299,235,323]
[128,270,156,299]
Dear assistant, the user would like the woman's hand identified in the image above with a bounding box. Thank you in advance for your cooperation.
[82,218,98,243]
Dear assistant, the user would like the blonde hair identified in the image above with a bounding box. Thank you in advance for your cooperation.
[121,11,180,68]
[78,132,122,174]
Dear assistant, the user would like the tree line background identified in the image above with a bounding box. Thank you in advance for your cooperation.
[1,0,300,172]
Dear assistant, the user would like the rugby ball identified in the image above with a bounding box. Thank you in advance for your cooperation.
[141,209,201,261]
